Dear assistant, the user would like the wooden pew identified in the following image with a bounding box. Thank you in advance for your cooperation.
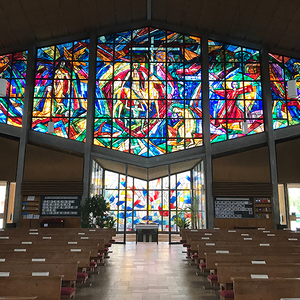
[0,262,78,288]
[217,263,300,290]
[205,253,300,273]
[232,278,300,300]
[0,276,63,300]
[0,250,92,271]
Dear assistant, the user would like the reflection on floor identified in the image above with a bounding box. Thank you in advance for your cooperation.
[115,233,181,243]
[74,242,219,300]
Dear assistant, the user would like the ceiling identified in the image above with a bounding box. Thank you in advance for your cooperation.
[0,0,300,54]
[95,157,201,179]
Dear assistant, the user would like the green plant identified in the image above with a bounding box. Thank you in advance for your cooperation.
[173,211,190,229]
[80,194,115,228]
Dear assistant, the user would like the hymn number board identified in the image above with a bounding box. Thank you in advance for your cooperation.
[40,195,81,217]
[214,197,254,219]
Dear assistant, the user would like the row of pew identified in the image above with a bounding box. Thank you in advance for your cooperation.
[0,227,116,300]
[180,228,300,300]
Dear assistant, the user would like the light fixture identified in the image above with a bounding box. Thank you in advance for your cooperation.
[241,121,248,135]
[48,120,54,134]
[287,80,298,99]
[0,78,8,97]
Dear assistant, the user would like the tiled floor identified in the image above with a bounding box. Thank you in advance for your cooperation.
[74,242,219,300]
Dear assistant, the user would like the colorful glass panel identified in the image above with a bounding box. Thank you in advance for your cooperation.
[32,40,89,140]
[269,53,300,128]
[106,169,196,233]
[0,51,27,127]
[95,27,202,156]
[209,40,263,142]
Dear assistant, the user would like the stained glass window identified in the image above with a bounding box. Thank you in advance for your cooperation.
[0,51,27,127]
[209,41,264,143]
[269,53,300,129]
[94,27,202,157]
[104,169,195,232]
[32,40,89,141]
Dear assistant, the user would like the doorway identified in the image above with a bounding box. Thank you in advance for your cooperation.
[287,184,300,230]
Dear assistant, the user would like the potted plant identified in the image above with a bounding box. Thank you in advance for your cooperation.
[173,211,190,229]
[80,194,115,228]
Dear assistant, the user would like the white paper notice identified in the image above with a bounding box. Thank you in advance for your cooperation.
[241,234,249,236]
[81,237,89,239]
[201,237,210,240]
[259,244,270,246]
[216,250,229,253]
[0,237,9,239]
[29,229,38,231]
[43,237,52,239]
[289,238,298,241]
[0,259,5,262]
[191,230,198,232]
[27,196,35,201]
[251,274,269,279]
[68,242,77,244]
[205,233,212,236]
[22,242,32,245]
[251,260,266,264]
[32,272,49,276]
[78,233,85,235]
[267,234,275,237]
[71,249,81,252]
[206,243,215,246]
[0,272,9,277]
[244,238,252,240]
[263,231,270,233]
[32,258,46,262]
[14,249,26,252]
[228,230,236,232]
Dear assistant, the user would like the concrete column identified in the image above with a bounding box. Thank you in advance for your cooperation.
[82,32,97,202]
[201,35,214,229]
[14,45,36,225]
[261,45,280,228]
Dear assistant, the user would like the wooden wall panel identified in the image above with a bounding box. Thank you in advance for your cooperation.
[0,136,19,181]
[276,138,300,183]
[214,218,274,230]
[213,147,270,183]
[23,144,83,181]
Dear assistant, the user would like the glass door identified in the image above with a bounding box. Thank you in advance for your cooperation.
[0,182,7,229]
[287,184,300,230]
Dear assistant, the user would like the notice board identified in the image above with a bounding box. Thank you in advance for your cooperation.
[214,197,254,219]
[40,195,81,217]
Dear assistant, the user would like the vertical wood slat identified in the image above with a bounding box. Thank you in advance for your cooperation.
[212,182,272,197]
[21,181,83,195]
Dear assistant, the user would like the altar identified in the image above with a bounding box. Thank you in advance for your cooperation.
[136,223,159,243]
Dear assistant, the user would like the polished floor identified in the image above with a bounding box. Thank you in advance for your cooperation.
[74,242,219,300]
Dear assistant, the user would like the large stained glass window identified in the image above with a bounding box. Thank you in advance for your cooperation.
[209,41,264,142]
[104,169,194,232]
[269,53,300,129]
[32,40,89,141]
[0,51,27,127]
[94,27,202,157]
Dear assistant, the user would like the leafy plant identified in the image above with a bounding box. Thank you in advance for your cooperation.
[80,194,115,228]
[173,211,190,229]
[174,197,200,229]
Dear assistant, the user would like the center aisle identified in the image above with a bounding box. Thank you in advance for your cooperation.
[74,242,219,300]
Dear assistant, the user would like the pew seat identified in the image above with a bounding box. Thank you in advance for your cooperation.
[61,287,75,299]
[77,272,88,284]
[219,289,234,300]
